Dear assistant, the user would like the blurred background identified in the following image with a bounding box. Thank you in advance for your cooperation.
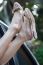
[0,0,43,65]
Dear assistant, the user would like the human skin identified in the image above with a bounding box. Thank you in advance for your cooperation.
[24,8,37,39]
[0,9,23,60]
[0,2,37,65]
[0,9,33,65]
[0,2,24,65]
[0,8,37,65]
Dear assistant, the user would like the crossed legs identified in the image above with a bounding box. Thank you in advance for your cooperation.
[0,2,37,65]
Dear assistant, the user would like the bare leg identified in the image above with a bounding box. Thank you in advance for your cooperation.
[0,7,37,65]
[0,13,33,65]
[0,6,23,60]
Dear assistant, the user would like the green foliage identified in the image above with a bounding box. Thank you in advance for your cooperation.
[35,47,43,65]
[32,40,43,65]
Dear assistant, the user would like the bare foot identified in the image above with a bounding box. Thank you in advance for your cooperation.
[24,8,37,39]
[18,16,33,41]
[18,8,37,41]
[9,2,23,33]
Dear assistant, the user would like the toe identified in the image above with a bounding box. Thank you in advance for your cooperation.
[12,2,23,14]
[24,8,35,22]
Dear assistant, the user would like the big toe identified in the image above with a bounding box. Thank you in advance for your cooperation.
[12,2,23,14]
